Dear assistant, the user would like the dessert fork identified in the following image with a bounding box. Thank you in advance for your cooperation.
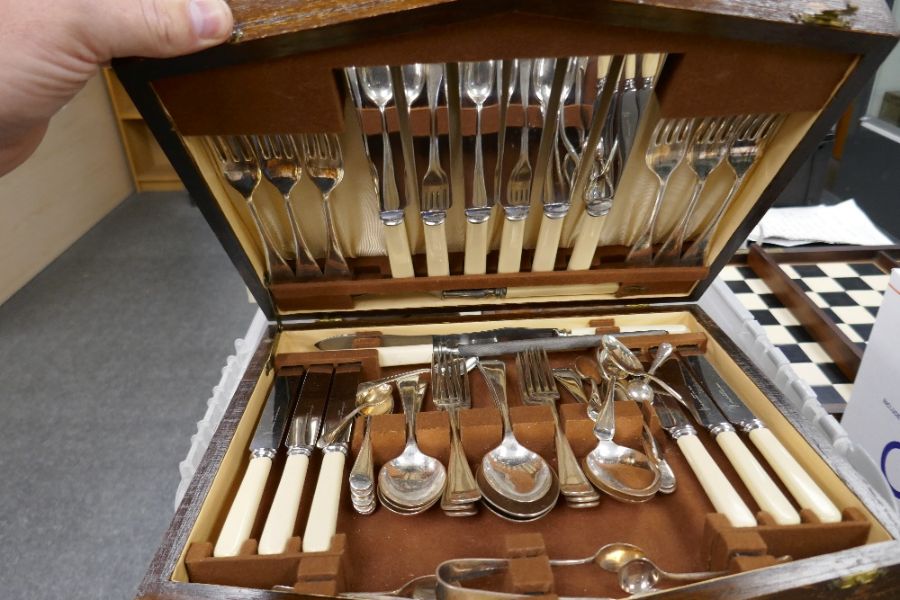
[251,134,322,280]
[207,135,292,284]
[420,64,451,277]
[681,114,781,265]
[626,118,693,264]
[655,116,733,264]
[299,133,351,279]
[517,347,600,506]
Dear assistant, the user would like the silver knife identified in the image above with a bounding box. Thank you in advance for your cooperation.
[213,374,296,557]
[314,327,591,351]
[456,330,669,358]
[258,366,333,555]
[674,358,801,525]
[652,393,756,527]
[684,355,841,523]
[303,363,363,552]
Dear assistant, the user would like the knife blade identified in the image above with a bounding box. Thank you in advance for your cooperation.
[456,329,669,358]
[314,327,590,351]
[683,355,841,523]
[673,358,801,525]
[214,373,298,557]
[651,394,756,527]
[303,363,363,552]
[258,366,334,555]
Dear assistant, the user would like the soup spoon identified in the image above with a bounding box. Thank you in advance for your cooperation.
[378,377,446,513]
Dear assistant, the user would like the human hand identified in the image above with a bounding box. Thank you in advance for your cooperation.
[0,0,233,175]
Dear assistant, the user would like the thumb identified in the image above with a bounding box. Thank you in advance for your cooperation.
[84,0,233,61]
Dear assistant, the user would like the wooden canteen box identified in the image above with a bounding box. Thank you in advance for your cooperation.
[114,1,900,599]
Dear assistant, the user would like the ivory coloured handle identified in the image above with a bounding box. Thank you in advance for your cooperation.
[302,451,346,552]
[749,427,841,523]
[716,430,800,525]
[423,222,450,277]
[258,453,310,555]
[376,344,434,367]
[464,220,490,275]
[567,215,604,271]
[213,455,272,557]
[383,221,415,279]
[676,435,756,527]
[531,215,565,272]
[497,218,526,273]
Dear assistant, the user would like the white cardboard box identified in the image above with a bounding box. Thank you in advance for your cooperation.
[843,269,900,507]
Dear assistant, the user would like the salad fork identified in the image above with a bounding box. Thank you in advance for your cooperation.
[626,118,693,265]
[655,116,733,264]
[207,135,292,284]
[251,134,322,280]
[681,114,781,265]
[299,133,351,279]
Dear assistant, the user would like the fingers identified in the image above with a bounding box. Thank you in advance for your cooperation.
[78,0,233,61]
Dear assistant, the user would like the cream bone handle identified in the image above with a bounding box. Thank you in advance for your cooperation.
[424,221,450,277]
[715,429,800,525]
[383,221,415,279]
[567,214,606,271]
[464,217,491,275]
[497,217,526,273]
[676,434,757,527]
[302,450,346,552]
[531,214,566,272]
[749,427,841,523]
[257,452,311,555]
[213,453,273,557]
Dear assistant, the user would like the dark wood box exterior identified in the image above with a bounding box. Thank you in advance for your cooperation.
[114,1,900,598]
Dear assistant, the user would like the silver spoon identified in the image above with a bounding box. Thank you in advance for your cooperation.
[602,335,682,401]
[463,61,495,210]
[618,557,728,594]
[581,354,660,501]
[378,377,446,512]
[359,66,402,226]
[477,360,554,504]
[320,382,395,449]
[402,63,425,106]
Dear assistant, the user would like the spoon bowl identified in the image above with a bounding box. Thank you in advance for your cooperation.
[377,378,446,511]
[478,361,554,504]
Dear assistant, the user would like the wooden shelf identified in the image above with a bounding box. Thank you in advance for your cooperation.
[103,68,183,193]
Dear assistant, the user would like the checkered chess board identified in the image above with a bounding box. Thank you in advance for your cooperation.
[719,261,891,413]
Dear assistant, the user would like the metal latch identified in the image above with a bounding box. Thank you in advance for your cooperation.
[792,2,858,28]
[832,568,884,589]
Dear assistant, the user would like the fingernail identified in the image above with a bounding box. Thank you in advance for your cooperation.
[189,0,232,40]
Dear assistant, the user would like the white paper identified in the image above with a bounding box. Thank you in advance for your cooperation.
[748,199,894,247]
[843,269,900,506]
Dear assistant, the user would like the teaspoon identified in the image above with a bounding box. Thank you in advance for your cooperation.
[464,61,495,210]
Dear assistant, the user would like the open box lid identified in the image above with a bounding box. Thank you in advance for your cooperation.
[113,0,898,323]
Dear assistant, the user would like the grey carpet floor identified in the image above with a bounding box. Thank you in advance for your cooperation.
[0,192,257,599]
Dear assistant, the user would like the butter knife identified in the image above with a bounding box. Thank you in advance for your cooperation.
[303,363,363,552]
[674,358,801,525]
[214,374,297,557]
[652,393,756,527]
[684,355,841,523]
[258,366,333,555]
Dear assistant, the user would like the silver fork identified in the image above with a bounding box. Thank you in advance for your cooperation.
[517,347,600,505]
[251,134,322,280]
[654,117,733,264]
[681,114,781,265]
[299,133,351,279]
[626,118,693,265]
[207,135,292,284]
[420,64,451,277]
[432,347,481,514]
